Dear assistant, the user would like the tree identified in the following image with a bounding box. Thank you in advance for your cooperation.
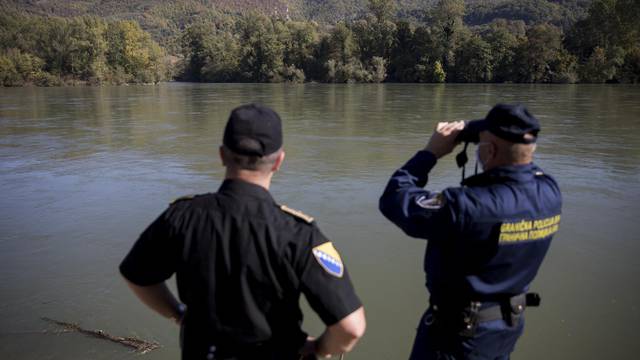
[105,20,166,83]
[180,23,240,82]
[412,26,443,82]
[433,60,446,83]
[514,24,571,83]
[200,32,241,82]
[67,17,108,81]
[370,56,387,82]
[481,19,526,82]
[327,22,359,65]
[236,12,284,82]
[0,48,44,86]
[549,50,578,84]
[351,16,397,63]
[37,17,76,75]
[282,21,318,74]
[429,0,467,70]
[368,0,397,22]
[454,35,493,82]
[308,35,332,81]
[388,21,417,82]
[619,47,640,83]
[579,46,617,82]
[566,0,640,82]
[567,0,640,59]
[180,24,215,81]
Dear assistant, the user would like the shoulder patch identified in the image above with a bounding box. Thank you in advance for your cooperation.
[312,242,344,278]
[416,193,445,209]
[171,195,195,204]
[279,205,314,223]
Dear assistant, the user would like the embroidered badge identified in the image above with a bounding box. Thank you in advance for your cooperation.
[416,193,445,209]
[312,242,344,278]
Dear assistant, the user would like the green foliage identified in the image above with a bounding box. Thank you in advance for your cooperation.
[236,13,285,82]
[328,22,360,65]
[454,35,493,82]
[579,46,620,83]
[566,0,639,58]
[433,60,446,83]
[481,20,526,82]
[351,16,397,62]
[565,0,639,82]
[282,21,319,73]
[179,23,241,82]
[387,21,416,82]
[0,48,44,86]
[324,58,384,83]
[105,20,167,83]
[0,11,167,86]
[429,0,468,70]
[466,0,570,28]
[370,56,387,82]
[3,0,639,85]
[513,24,576,83]
[368,0,397,22]
[281,64,306,83]
[618,47,640,83]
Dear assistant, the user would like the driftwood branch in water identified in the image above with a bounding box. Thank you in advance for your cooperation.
[41,317,160,354]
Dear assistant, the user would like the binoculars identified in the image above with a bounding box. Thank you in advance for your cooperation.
[455,120,483,144]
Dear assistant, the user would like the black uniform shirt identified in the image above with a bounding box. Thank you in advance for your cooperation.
[120,179,361,359]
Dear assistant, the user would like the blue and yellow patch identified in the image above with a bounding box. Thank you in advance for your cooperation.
[312,242,344,278]
[499,215,561,243]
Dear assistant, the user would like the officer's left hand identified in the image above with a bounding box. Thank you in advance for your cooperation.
[425,121,465,159]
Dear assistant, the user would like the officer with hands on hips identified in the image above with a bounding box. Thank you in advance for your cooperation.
[379,104,562,360]
[120,103,365,360]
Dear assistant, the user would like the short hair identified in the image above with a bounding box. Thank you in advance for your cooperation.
[484,131,536,164]
[222,145,281,172]
[502,142,536,163]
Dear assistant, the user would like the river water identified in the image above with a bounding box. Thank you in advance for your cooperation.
[0,83,639,359]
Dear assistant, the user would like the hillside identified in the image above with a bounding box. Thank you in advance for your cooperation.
[5,0,633,87]
[1,0,593,56]
[2,0,591,35]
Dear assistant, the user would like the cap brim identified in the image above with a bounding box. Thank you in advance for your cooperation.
[465,119,489,133]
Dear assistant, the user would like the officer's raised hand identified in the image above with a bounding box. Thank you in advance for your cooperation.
[424,121,465,158]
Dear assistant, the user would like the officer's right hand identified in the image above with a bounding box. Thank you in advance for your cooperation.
[425,121,465,159]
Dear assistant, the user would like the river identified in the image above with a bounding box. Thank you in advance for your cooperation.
[1,83,639,359]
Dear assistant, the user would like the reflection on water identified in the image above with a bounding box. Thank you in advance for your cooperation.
[1,84,639,359]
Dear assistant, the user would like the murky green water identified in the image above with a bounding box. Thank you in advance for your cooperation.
[1,83,639,359]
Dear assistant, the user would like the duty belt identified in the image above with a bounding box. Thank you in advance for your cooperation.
[428,292,541,337]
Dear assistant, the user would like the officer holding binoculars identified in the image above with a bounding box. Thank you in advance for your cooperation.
[379,104,562,360]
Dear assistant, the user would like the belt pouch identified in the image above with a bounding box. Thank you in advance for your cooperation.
[506,294,526,327]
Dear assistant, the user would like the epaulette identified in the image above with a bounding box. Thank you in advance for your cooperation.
[279,204,314,223]
[534,171,544,176]
[171,194,195,204]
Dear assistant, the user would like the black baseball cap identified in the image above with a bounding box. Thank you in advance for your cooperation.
[223,103,283,156]
[463,104,540,144]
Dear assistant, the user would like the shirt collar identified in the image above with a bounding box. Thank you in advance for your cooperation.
[461,162,541,186]
[218,178,275,203]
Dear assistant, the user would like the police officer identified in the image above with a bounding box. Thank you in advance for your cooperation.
[120,103,365,359]
[379,104,562,359]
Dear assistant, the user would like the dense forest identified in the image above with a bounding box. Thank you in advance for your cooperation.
[1,0,639,86]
